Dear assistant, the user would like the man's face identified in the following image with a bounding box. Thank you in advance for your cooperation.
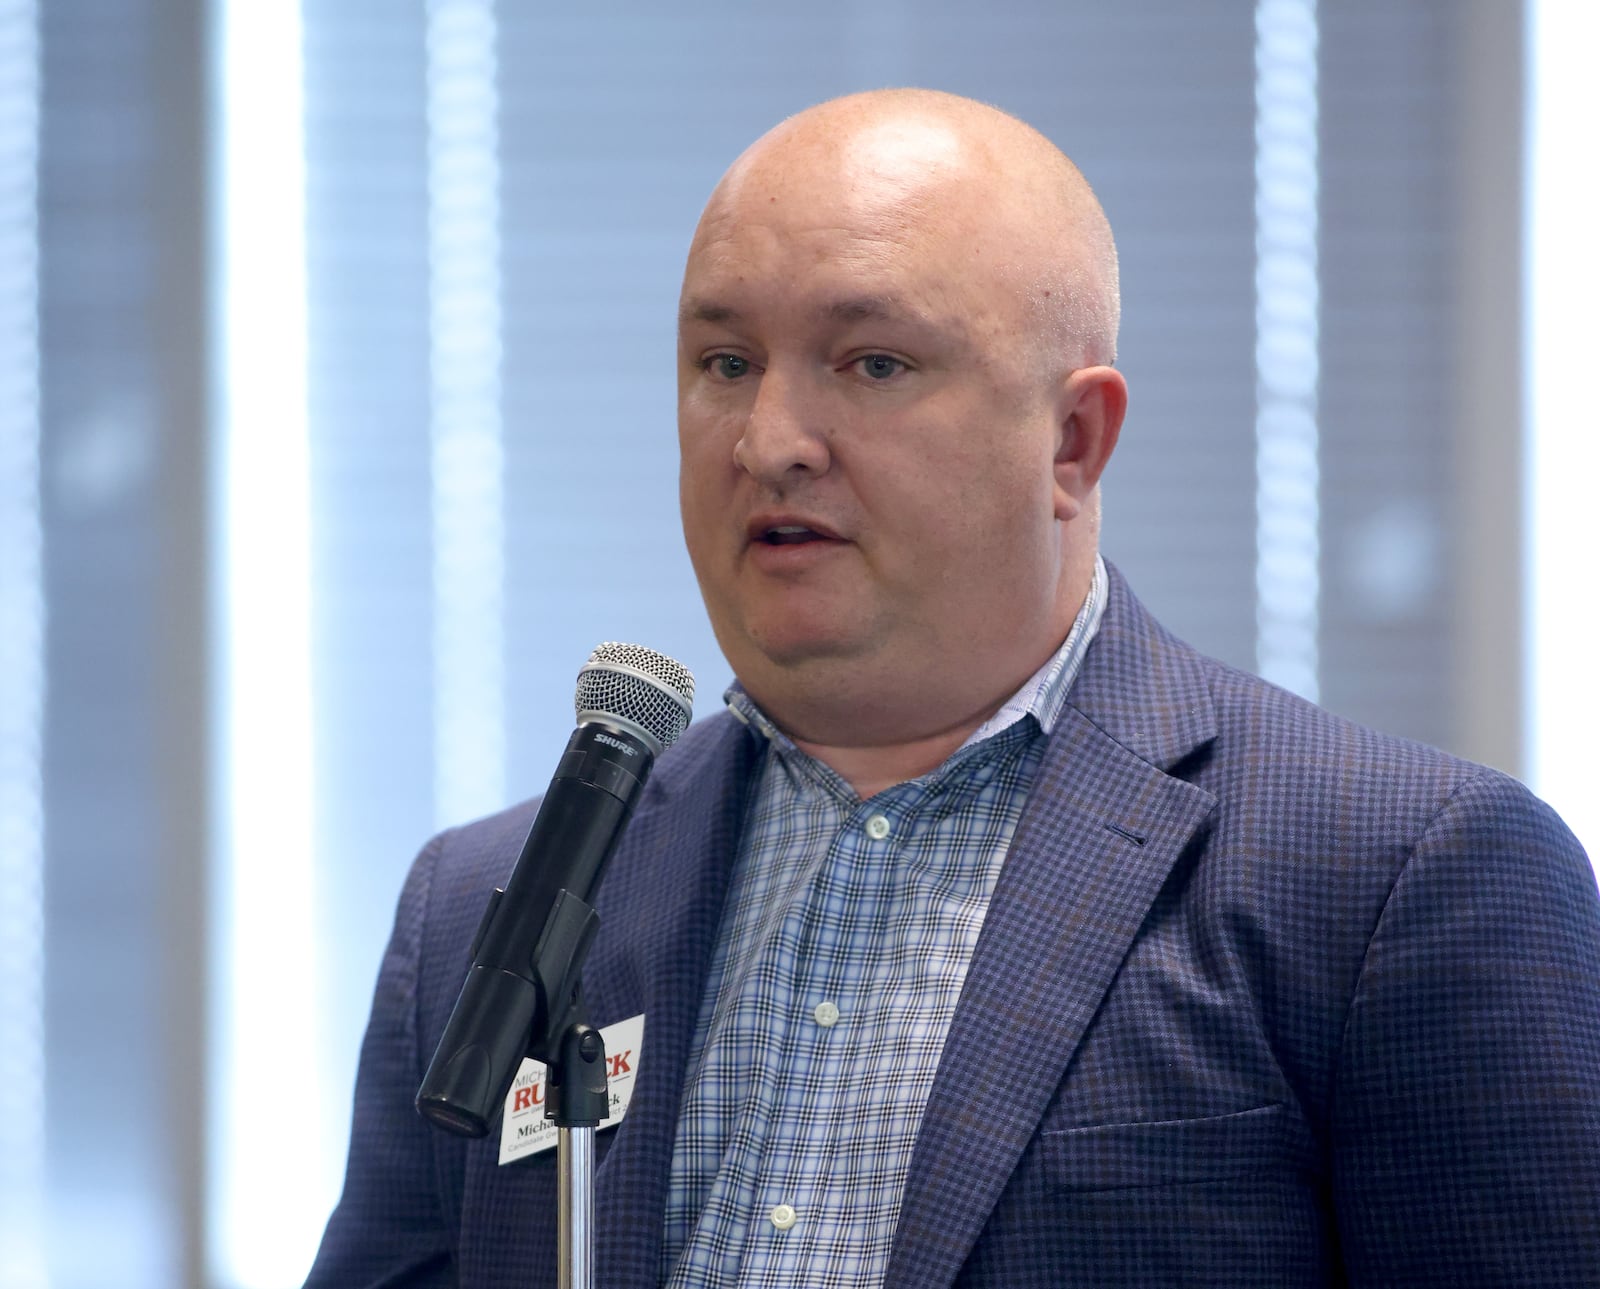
[677,131,1075,738]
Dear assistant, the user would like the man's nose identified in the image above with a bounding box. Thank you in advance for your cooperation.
[732,368,830,484]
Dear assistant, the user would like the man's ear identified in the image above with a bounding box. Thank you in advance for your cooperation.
[1053,365,1127,522]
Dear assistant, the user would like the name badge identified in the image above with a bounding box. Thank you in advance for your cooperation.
[498,1013,645,1165]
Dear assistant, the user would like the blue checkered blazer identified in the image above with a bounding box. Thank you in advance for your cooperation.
[307,564,1600,1287]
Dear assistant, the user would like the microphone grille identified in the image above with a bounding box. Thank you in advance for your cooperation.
[575,643,696,756]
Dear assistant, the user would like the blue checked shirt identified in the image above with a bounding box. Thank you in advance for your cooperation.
[660,559,1108,1287]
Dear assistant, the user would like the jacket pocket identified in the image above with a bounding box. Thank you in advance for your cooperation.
[1037,1102,1318,1192]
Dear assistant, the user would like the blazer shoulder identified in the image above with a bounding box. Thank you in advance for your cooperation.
[1090,564,1561,864]
[1086,562,1484,810]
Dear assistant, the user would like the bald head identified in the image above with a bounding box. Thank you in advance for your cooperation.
[699,88,1120,370]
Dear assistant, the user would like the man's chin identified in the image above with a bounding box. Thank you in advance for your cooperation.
[750,632,866,670]
[710,601,894,693]
[724,617,887,684]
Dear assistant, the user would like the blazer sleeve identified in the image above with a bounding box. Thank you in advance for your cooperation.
[1331,768,1600,1283]
[304,836,458,1289]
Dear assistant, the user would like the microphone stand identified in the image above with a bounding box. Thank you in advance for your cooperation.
[543,1011,608,1289]
[524,890,610,1289]
[417,879,615,1287]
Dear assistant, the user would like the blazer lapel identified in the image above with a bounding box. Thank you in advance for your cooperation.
[886,567,1220,1288]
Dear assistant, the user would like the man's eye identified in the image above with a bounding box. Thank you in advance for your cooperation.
[856,354,904,380]
[708,354,751,379]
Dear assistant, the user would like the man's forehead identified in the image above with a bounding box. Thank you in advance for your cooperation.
[680,186,1001,338]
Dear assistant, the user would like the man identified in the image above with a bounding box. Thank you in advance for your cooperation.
[308,90,1600,1287]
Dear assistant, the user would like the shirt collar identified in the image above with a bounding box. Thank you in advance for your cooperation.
[724,554,1108,754]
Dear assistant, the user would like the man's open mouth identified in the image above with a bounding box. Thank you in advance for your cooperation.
[763,526,825,545]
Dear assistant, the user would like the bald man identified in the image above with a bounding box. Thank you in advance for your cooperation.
[308,91,1600,1288]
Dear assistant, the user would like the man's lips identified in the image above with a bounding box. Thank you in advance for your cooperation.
[763,526,831,546]
[745,516,846,546]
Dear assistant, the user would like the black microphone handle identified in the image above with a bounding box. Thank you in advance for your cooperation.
[415,719,654,1138]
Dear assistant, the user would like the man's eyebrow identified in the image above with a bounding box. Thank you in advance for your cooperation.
[820,295,906,324]
[679,297,906,328]
[679,299,739,328]
[826,295,971,345]
[679,293,962,338]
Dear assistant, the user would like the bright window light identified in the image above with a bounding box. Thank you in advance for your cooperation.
[427,0,505,828]
[0,2,46,1287]
[1525,2,1599,868]
[210,0,324,1284]
[1254,0,1321,703]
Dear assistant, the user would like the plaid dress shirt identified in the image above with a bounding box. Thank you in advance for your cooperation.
[660,560,1108,1287]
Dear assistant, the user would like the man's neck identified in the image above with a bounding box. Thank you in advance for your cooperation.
[789,722,983,801]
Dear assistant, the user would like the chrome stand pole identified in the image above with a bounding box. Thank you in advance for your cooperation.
[557,1124,596,1289]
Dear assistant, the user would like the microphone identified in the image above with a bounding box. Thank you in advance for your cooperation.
[415,642,695,1138]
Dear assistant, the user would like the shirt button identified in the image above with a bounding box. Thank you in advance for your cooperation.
[813,1000,840,1028]
[770,1203,797,1231]
[864,813,891,840]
